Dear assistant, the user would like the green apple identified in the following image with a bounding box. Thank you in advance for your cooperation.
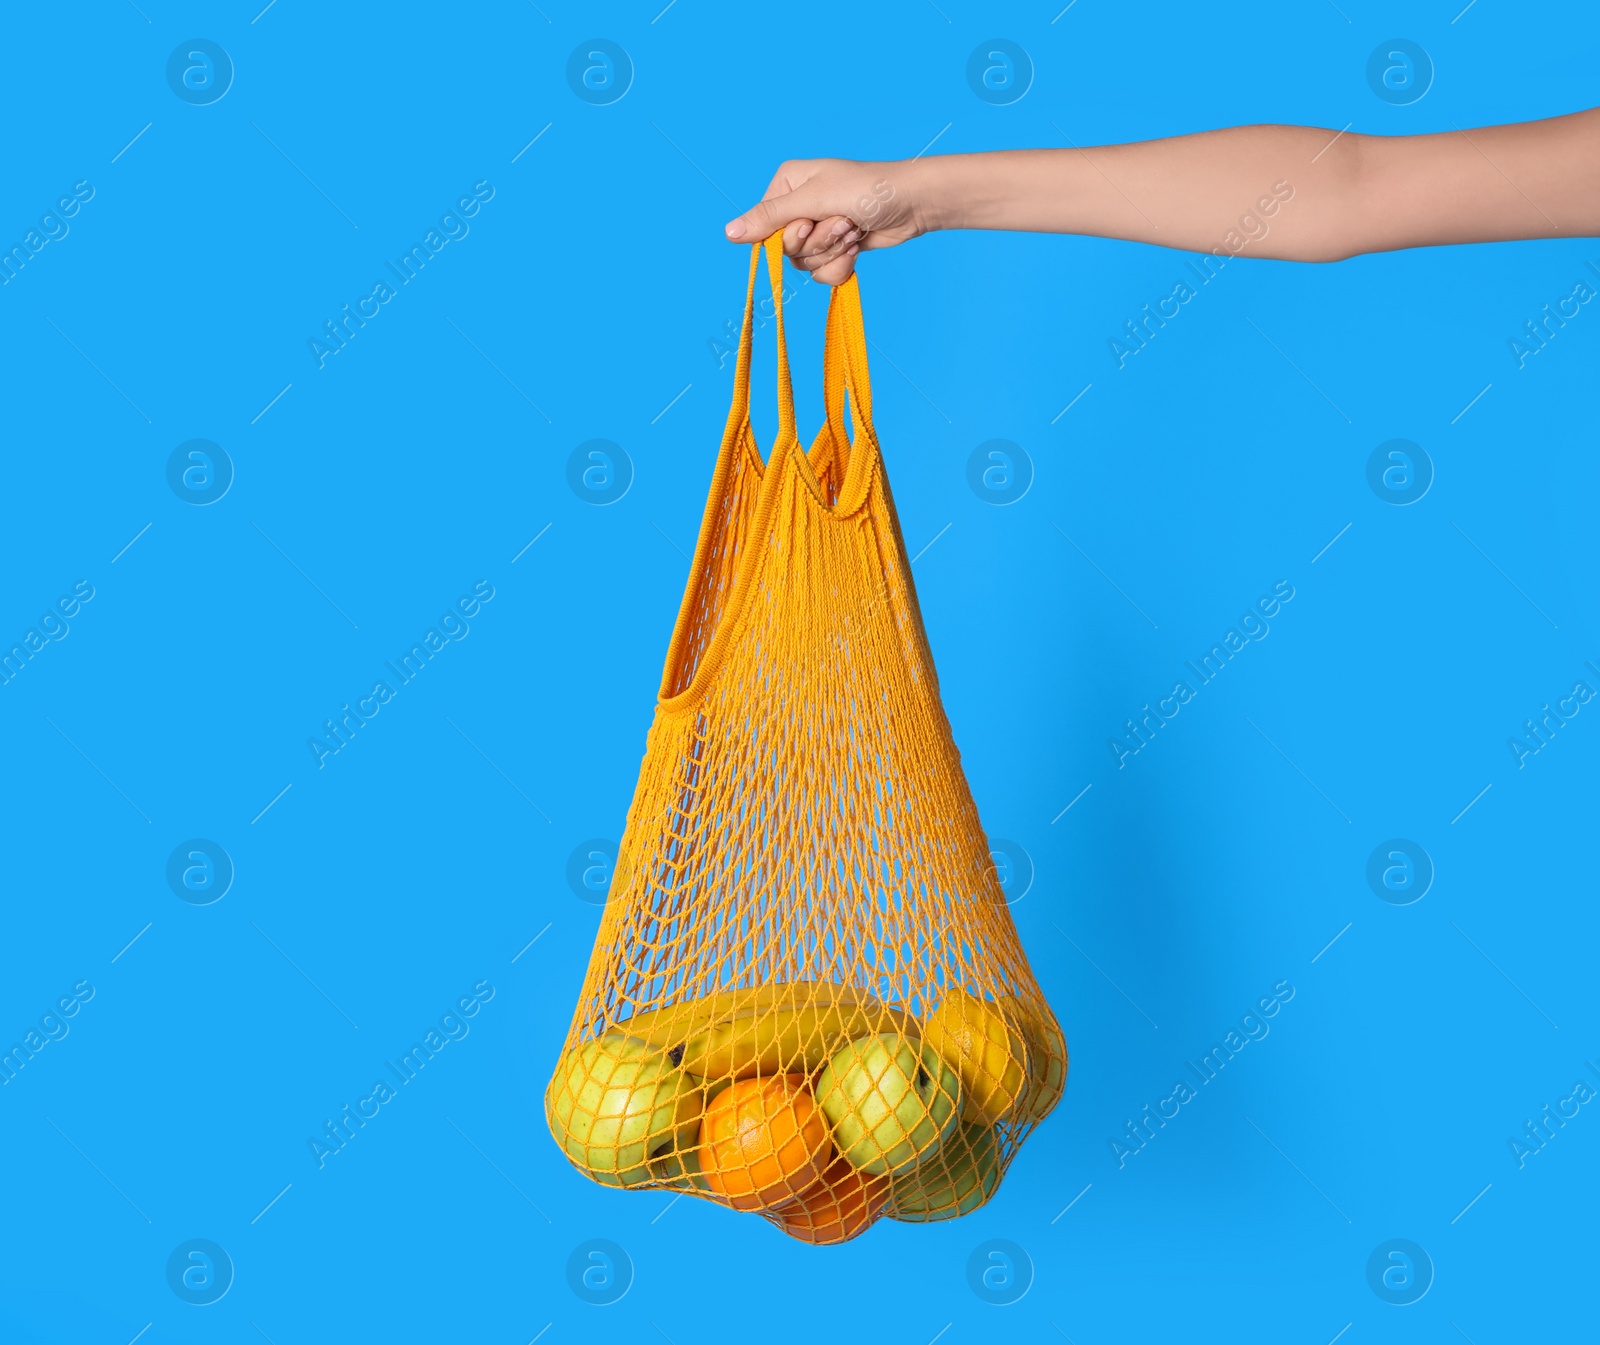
[648,1141,711,1192]
[815,1032,961,1177]
[545,1030,701,1187]
[647,1077,727,1192]
[887,1122,1000,1221]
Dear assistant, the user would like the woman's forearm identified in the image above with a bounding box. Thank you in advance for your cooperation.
[730,108,1600,280]
[907,130,1352,261]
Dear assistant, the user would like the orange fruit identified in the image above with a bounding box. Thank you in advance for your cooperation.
[778,1157,891,1245]
[699,1074,832,1212]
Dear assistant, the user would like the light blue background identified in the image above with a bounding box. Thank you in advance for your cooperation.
[2,2,1596,1341]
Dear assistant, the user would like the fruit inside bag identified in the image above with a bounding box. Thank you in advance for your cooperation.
[545,234,1067,1243]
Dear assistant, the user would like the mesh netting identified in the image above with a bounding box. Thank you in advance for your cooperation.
[545,233,1066,1243]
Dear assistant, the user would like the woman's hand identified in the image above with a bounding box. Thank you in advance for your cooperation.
[724,158,928,285]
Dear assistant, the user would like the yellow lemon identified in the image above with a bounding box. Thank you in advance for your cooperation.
[923,987,1028,1126]
[1002,994,1067,1125]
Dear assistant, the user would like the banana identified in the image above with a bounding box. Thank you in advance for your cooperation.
[683,996,910,1081]
[617,983,807,1052]
[616,995,743,1053]
[615,982,911,1081]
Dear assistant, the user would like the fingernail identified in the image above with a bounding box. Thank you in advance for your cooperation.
[797,221,813,239]
[725,219,747,239]
[846,244,859,257]
[832,218,850,236]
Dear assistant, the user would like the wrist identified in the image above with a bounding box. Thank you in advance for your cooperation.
[898,155,955,233]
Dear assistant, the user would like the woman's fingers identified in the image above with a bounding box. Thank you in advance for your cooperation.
[808,245,860,286]
[781,218,815,257]
[795,219,863,285]
[789,216,861,271]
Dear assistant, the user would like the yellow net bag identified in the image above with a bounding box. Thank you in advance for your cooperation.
[545,233,1066,1243]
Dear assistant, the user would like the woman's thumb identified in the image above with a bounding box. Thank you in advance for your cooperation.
[725,188,815,241]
